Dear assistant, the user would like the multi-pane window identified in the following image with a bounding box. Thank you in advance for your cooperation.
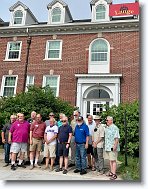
[91,39,108,62]
[14,10,23,24]
[1,76,17,97]
[52,7,61,23]
[96,5,106,20]
[5,41,22,60]
[45,40,62,60]
[26,75,34,91]
[43,76,60,97]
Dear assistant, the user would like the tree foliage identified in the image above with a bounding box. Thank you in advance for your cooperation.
[0,86,75,124]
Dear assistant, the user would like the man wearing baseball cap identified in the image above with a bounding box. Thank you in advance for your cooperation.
[74,116,89,175]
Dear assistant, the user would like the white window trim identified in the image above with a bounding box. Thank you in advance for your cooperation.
[91,0,109,22]
[4,41,22,61]
[9,6,26,26]
[96,4,106,21]
[48,2,65,24]
[25,75,35,92]
[42,75,60,97]
[51,7,62,24]
[44,40,63,60]
[89,38,110,65]
[0,75,18,97]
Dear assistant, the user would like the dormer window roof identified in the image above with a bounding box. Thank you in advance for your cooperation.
[47,0,73,24]
[9,1,38,26]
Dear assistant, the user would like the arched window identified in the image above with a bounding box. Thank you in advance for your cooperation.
[91,39,108,62]
[14,10,23,24]
[87,89,110,99]
[52,7,61,23]
[96,5,106,20]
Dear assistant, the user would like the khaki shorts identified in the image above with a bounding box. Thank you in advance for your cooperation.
[44,143,56,158]
[30,138,42,152]
[104,151,118,161]
[10,142,27,153]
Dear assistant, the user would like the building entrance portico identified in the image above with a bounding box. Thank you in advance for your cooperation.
[75,74,122,119]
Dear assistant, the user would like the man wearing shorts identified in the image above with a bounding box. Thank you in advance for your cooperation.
[29,114,46,169]
[55,116,72,174]
[9,113,30,171]
[44,118,58,171]
[104,116,120,180]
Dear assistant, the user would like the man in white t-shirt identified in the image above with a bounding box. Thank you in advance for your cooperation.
[44,118,58,171]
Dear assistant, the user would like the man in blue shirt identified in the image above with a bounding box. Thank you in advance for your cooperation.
[74,116,89,175]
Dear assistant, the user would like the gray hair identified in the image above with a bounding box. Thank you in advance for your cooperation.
[107,116,113,121]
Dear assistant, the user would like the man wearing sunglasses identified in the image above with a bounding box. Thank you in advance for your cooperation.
[55,116,72,174]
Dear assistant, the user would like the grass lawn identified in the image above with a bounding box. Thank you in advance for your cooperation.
[117,153,140,181]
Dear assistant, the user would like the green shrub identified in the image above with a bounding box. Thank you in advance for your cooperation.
[0,86,75,123]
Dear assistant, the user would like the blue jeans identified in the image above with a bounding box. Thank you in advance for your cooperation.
[4,143,11,163]
[75,143,87,170]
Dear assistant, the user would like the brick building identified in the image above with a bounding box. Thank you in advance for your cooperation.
[0,0,139,118]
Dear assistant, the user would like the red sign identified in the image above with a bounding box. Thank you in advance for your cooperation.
[109,2,139,17]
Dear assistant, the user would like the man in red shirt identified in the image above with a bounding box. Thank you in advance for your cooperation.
[29,114,46,169]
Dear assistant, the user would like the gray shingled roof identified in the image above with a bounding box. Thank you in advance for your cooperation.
[47,0,73,20]
[9,1,38,22]
[90,0,112,5]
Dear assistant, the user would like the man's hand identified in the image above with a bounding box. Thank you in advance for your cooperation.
[30,140,33,145]
[85,143,88,149]
[2,139,6,144]
[8,139,11,144]
[93,142,97,148]
[66,143,70,149]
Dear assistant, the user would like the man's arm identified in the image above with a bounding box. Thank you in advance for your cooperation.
[113,138,119,151]
[66,133,72,149]
[1,132,5,143]
[85,136,89,149]
[8,132,12,144]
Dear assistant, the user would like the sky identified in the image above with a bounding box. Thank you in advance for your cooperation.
[0,0,136,22]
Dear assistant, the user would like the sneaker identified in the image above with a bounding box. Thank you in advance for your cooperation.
[3,163,9,167]
[17,163,26,168]
[55,167,63,172]
[68,163,75,167]
[34,164,41,168]
[80,169,87,175]
[50,166,53,171]
[97,171,104,175]
[63,169,68,174]
[30,165,34,170]
[74,169,81,173]
[11,164,16,171]
[42,166,49,170]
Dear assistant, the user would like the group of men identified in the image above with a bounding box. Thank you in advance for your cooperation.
[1,110,120,180]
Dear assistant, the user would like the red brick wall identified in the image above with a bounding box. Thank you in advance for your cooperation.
[0,31,139,105]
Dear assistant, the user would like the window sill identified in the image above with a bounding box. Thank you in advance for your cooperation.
[43,58,62,61]
[3,59,21,62]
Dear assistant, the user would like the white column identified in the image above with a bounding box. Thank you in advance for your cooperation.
[76,82,82,113]
[115,83,119,106]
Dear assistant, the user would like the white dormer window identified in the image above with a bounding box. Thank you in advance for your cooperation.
[96,5,106,20]
[14,10,23,24]
[52,7,61,23]
[47,0,73,24]
[91,0,109,22]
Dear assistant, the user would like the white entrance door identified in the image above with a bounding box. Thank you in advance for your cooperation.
[90,101,106,118]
